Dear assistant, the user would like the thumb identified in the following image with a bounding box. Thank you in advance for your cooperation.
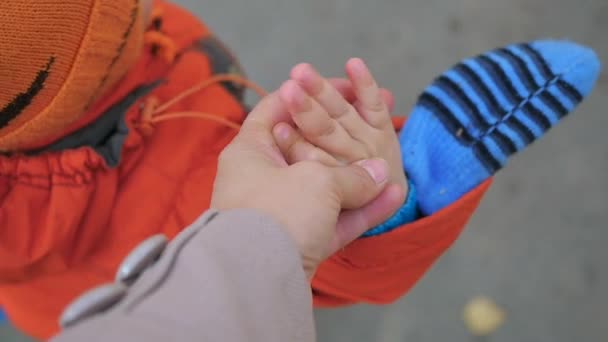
[327,183,405,254]
[331,158,390,209]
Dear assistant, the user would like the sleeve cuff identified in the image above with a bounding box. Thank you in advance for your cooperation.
[362,179,419,237]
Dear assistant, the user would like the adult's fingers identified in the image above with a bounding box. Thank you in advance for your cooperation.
[242,91,293,131]
[329,158,390,210]
[237,92,292,167]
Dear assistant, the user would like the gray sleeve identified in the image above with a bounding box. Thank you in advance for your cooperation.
[52,209,315,342]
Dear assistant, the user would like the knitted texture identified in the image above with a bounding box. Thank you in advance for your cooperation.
[399,40,601,215]
[0,0,145,151]
[362,179,418,237]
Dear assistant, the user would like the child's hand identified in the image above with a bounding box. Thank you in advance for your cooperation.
[272,59,408,195]
[213,93,403,278]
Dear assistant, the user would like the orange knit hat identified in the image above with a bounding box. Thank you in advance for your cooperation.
[0,0,146,152]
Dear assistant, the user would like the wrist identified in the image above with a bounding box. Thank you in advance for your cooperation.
[362,178,418,237]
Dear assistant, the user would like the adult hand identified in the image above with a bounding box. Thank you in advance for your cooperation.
[211,91,404,279]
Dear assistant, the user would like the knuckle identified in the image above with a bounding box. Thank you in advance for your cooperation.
[358,143,374,159]
[367,97,386,112]
[332,104,352,119]
[297,160,322,174]
[353,165,374,186]
[285,140,301,161]
[305,149,323,162]
[312,120,337,137]
[301,162,333,186]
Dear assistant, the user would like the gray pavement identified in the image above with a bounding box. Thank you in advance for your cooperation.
[2,0,606,340]
[182,1,607,340]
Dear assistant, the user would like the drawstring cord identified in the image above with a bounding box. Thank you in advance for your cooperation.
[139,74,268,135]
[139,9,268,136]
[143,30,177,64]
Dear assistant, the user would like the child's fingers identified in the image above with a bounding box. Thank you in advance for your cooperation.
[291,64,370,139]
[278,80,366,161]
[326,78,357,104]
[272,123,338,165]
[278,80,333,135]
[328,78,396,113]
[346,58,392,129]
[380,88,395,113]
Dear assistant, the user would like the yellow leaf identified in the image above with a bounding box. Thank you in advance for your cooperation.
[462,296,506,336]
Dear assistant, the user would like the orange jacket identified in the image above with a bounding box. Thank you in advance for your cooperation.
[0,2,490,339]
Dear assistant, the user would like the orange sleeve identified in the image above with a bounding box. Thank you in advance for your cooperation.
[0,152,113,279]
[311,116,492,306]
[0,151,118,333]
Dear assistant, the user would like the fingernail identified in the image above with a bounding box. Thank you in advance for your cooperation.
[357,158,388,184]
[349,58,373,86]
[285,81,312,111]
[273,123,291,141]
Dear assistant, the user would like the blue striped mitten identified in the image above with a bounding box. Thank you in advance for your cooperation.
[400,40,601,215]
